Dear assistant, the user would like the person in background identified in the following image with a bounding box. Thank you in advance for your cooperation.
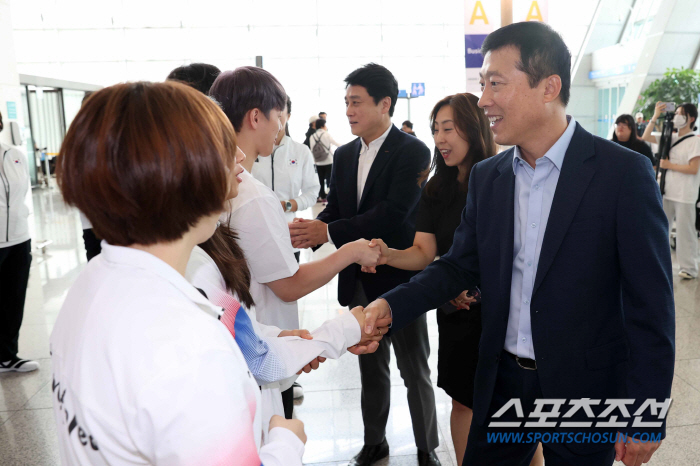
[251,95,320,262]
[401,120,416,137]
[0,110,38,374]
[210,66,381,419]
[319,111,327,121]
[310,118,340,203]
[611,114,654,167]
[303,115,317,148]
[167,62,221,95]
[290,63,440,466]
[52,81,306,466]
[642,102,700,279]
[635,112,647,137]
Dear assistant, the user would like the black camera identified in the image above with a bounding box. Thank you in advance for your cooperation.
[655,111,675,195]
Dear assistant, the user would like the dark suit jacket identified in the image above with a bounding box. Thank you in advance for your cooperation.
[383,123,675,446]
[317,125,431,306]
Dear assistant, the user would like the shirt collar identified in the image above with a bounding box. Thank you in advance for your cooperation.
[99,242,223,319]
[360,124,393,154]
[513,115,576,173]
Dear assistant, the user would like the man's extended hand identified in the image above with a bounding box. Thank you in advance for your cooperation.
[289,218,328,249]
[346,306,391,355]
[362,298,393,336]
[615,433,662,466]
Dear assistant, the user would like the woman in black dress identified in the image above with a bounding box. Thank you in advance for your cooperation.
[363,93,535,465]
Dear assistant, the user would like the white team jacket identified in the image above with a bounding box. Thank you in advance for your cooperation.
[251,135,320,224]
[0,142,30,248]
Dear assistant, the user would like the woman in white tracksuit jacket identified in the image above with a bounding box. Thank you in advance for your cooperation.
[0,112,38,374]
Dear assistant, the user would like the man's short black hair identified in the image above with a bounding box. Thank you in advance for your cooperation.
[209,66,286,132]
[402,120,413,129]
[167,63,221,95]
[315,118,326,129]
[319,112,326,117]
[344,63,399,117]
[481,22,571,106]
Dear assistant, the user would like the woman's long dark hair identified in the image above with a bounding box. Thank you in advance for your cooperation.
[421,93,496,201]
[199,224,254,309]
[612,114,639,143]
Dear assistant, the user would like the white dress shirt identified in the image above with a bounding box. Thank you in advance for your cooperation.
[357,124,392,207]
[251,135,321,224]
[222,168,300,330]
[326,123,392,245]
[50,242,304,466]
[506,116,576,359]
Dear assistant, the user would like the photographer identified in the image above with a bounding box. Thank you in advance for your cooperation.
[642,102,700,279]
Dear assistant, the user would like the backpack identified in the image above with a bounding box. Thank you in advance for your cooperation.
[311,133,330,163]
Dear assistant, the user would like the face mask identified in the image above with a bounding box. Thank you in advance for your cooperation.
[673,114,688,129]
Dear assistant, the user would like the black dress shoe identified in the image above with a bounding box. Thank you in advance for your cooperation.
[417,449,441,466]
[348,438,390,466]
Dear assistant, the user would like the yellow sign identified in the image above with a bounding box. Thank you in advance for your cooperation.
[513,0,548,23]
[470,1,489,25]
[525,1,544,21]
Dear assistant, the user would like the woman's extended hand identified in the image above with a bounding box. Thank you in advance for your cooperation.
[449,290,478,310]
[361,238,390,273]
[347,239,382,267]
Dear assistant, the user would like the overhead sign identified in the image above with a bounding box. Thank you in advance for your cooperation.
[411,83,425,97]
[513,0,548,23]
[464,0,498,93]
[6,101,17,120]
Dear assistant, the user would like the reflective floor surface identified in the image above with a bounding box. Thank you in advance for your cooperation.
[1,185,700,465]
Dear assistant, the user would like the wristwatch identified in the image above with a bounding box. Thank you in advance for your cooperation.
[285,201,293,212]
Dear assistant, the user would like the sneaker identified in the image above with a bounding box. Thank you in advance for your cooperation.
[0,357,40,373]
[679,271,696,280]
[292,382,304,399]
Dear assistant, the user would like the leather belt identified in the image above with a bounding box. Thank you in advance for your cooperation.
[505,351,537,370]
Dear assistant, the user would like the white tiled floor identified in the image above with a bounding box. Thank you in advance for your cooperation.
[1,186,700,465]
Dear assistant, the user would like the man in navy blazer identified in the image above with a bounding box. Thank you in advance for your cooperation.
[289,64,440,466]
[363,23,674,466]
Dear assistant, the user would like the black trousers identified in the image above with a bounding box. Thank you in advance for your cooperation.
[351,281,439,452]
[463,352,616,466]
[82,228,102,261]
[317,164,332,199]
[0,240,32,361]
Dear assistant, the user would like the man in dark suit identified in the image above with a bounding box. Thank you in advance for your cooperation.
[363,23,675,466]
[289,63,440,466]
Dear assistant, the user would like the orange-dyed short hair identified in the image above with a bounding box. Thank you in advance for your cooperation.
[57,81,237,246]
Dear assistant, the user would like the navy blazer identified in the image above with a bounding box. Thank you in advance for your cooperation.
[317,125,431,306]
[383,123,675,448]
